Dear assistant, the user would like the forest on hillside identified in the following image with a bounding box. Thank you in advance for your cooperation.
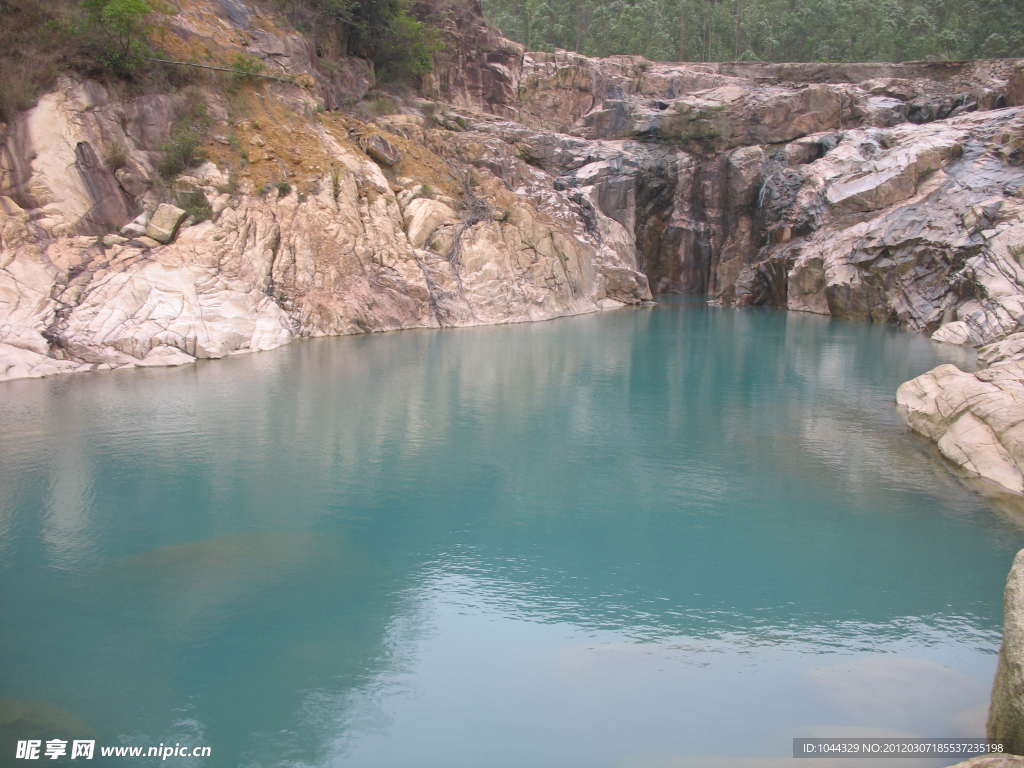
[479,0,1024,63]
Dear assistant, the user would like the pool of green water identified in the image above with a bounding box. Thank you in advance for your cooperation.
[0,301,1019,767]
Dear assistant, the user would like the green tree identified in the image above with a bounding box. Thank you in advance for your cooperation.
[82,0,152,75]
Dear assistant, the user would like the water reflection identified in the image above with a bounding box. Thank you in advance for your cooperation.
[0,302,1014,767]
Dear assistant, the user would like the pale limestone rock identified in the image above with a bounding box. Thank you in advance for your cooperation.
[1,79,136,235]
[3,1,1016,386]
[404,198,458,249]
[0,247,61,355]
[145,204,188,244]
[897,362,1024,494]
[825,147,942,212]
[933,321,976,346]
[0,342,83,381]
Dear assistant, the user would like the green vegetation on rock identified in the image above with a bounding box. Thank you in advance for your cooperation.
[158,96,211,179]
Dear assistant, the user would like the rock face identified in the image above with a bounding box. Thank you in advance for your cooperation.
[3,0,1024,388]
[990,549,1024,754]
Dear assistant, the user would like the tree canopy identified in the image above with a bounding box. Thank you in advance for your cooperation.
[481,0,1024,62]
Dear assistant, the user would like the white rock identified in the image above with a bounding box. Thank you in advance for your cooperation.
[404,198,458,249]
[136,345,196,367]
[121,211,151,238]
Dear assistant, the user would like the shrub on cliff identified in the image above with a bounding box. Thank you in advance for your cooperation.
[158,97,211,179]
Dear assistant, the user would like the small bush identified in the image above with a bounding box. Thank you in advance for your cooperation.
[231,53,265,83]
[105,139,128,171]
[357,92,397,118]
[176,186,211,223]
[158,98,211,179]
[276,181,292,197]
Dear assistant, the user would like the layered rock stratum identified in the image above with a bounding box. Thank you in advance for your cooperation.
[5,0,1024,493]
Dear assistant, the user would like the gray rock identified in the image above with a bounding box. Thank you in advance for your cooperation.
[362,135,402,167]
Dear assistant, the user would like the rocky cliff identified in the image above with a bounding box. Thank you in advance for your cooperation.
[990,549,1024,756]
[5,1,1024,498]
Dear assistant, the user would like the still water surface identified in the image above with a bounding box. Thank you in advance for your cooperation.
[1,301,1022,767]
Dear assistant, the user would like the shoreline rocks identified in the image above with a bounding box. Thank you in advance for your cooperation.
[897,363,1024,495]
[990,549,1024,756]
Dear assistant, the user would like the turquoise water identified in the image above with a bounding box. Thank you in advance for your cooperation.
[1,301,1022,768]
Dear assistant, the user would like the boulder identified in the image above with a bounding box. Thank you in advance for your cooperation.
[145,204,188,244]
[362,134,402,167]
